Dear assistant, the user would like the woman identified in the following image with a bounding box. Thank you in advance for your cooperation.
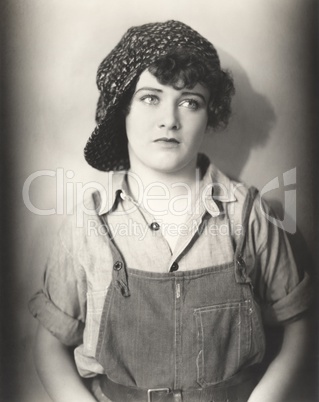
[29,20,313,402]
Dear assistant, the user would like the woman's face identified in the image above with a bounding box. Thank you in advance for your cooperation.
[125,69,210,174]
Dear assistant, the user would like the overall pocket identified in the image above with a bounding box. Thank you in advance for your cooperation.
[194,300,252,386]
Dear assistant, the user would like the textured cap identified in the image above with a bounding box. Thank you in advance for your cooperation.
[84,20,220,171]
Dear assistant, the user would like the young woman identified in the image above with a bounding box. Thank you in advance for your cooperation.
[29,20,313,402]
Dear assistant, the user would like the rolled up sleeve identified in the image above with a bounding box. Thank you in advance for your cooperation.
[249,195,314,326]
[261,273,313,324]
[28,217,87,346]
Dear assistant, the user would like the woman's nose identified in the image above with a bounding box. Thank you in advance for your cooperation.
[158,104,181,130]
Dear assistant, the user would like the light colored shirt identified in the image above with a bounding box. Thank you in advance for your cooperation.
[29,155,313,378]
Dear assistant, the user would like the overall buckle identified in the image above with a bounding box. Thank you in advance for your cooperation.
[147,388,170,402]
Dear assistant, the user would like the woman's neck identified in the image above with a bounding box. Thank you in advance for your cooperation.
[127,158,200,201]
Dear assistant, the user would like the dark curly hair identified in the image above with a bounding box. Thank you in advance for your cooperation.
[122,50,235,130]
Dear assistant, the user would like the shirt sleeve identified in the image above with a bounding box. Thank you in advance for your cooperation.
[248,194,314,326]
[28,216,87,346]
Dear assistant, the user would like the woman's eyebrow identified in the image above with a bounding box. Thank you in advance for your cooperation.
[134,87,163,95]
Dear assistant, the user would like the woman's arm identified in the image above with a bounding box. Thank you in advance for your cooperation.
[248,315,312,402]
[33,324,97,402]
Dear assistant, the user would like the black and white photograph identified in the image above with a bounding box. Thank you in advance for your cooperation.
[1,1,318,401]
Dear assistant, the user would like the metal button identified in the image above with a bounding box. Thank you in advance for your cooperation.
[150,222,160,231]
[171,262,179,272]
[237,255,245,267]
[113,261,123,271]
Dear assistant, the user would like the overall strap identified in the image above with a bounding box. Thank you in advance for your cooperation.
[234,186,259,284]
[92,191,130,297]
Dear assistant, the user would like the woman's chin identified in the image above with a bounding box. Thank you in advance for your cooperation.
[146,157,195,175]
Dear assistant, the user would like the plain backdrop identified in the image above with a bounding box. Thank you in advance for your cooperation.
[1,1,318,401]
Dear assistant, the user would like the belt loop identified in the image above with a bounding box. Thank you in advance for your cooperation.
[173,390,182,402]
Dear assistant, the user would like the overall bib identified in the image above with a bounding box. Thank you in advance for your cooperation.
[92,188,265,402]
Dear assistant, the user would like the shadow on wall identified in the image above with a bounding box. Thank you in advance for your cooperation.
[201,49,276,179]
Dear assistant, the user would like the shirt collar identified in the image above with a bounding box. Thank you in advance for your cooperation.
[97,154,237,217]
[194,153,236,217]
[97,170,128,216]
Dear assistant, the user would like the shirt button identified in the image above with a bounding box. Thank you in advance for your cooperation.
[113,261,123,271]
[150,222,160,231]
[171,262,179,272]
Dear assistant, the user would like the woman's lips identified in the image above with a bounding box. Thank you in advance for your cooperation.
[153,137,180,149]
[154,137,180,143]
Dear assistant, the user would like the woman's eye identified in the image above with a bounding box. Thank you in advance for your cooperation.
[179,99,200,110]
[140,95,159,105]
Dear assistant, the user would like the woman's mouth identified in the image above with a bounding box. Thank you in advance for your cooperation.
[153,137,181,149]
[154,137,180,144]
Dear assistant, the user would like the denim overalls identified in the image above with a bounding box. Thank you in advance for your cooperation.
[92,187,265,402]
